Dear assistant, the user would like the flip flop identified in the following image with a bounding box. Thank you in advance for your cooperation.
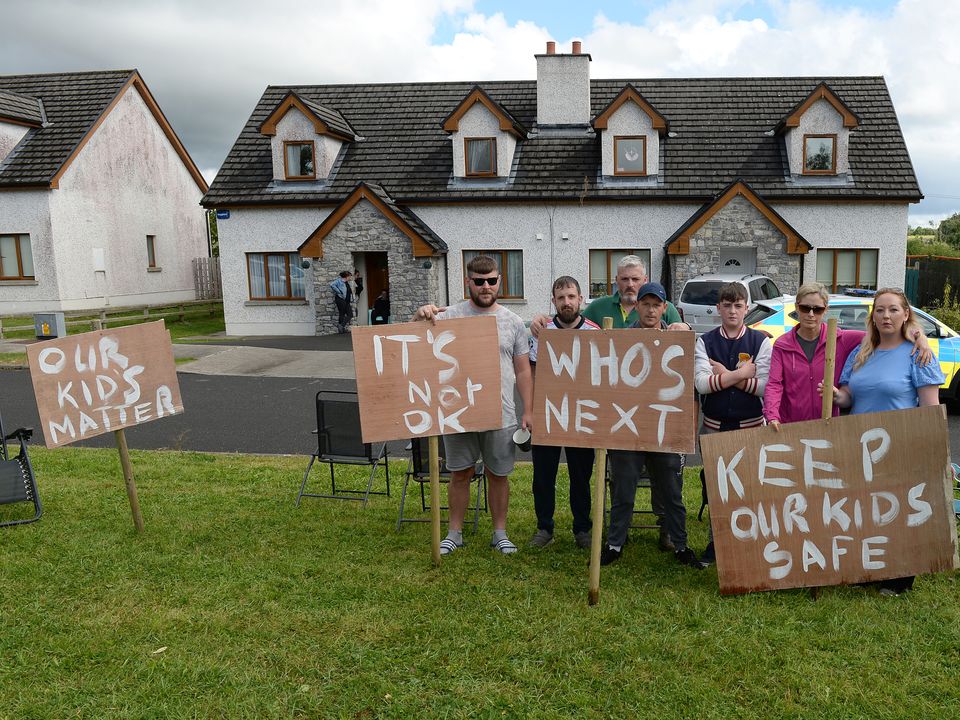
[490,537,518,554]
[439,537,463,556]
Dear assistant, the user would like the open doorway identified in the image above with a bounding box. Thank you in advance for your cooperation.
[356,252,388,324]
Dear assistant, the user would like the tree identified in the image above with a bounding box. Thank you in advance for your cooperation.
[207,210,219,257]
[940,212,960,248]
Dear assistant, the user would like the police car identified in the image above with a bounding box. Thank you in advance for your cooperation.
[745,292,960,401]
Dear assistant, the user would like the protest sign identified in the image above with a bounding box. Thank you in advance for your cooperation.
[351,317,502,444]
[701,405,959,595]
[27,321,183,449]
[532,328,696,454]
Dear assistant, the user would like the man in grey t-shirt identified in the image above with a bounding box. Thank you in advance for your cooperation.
[413,255,533,556]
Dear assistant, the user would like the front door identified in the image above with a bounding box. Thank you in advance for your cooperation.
[717,248,756,274]
[363,252,388,323]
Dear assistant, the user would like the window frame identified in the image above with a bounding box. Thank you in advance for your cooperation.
[461,249,523,299]
[282,140,316,180]
[146,235,157,269]
[464,137,498,177]
[613,136,647,176]
[588,248,651,299]
[246,252,307,301]
[802,133,837,175]
[816,248,879,293]
[0,233,34,280]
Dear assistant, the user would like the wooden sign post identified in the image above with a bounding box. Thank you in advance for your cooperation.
[821,318,838,421]
[527,324,697,604]
[701,405,958,594]
[351,317,503,565]
[26,321,184,532]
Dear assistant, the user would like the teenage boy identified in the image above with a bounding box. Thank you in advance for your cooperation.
[412,255,533,556]
[528,276,600,549]
[602,282,705,568]
[693,282,772,563]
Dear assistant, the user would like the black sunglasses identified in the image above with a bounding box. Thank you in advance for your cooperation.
[471,276,500,286]
[797,303,827,315]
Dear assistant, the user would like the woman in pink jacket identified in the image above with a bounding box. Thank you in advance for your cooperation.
[764,283,930,428]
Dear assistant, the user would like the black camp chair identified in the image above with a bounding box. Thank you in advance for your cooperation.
[603,458,660,531]
[0,407,41,528]
[396,436,486,532]
[297,390,389,507]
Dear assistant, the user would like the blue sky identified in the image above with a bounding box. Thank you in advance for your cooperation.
[0,0,955,225]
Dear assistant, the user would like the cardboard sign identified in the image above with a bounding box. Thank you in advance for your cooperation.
[351,317,503,444]
[531,328,696,453]
[701,405,959,595]
[27,321,184,448]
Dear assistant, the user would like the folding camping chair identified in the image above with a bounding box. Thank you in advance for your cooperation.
[396,436,487,532]
[603,457,660,531]
[296,390,390,507]
[0,407,42,528]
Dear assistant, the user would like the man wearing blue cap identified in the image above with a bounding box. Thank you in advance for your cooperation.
[601,281,706,569]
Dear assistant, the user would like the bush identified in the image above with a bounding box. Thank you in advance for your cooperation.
[930,280,960,331]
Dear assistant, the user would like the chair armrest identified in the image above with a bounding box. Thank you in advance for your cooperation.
[4,427,33,443]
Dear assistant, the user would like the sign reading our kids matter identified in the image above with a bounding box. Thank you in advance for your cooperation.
[701,405,959,595]
[27,321,184,448]
[351,317,502,444]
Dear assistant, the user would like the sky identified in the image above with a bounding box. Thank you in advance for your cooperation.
[2,0,957,227]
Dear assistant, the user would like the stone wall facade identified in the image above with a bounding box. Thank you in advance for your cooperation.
[308,199,443,335]
[669,195,802,298]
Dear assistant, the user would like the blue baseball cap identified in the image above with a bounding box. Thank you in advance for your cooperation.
[637,282,666,302]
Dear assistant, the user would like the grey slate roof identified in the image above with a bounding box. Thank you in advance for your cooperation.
[299,96,358,140]
[0,89,43,126]
[202,76,922,207]
[0,70,133,187]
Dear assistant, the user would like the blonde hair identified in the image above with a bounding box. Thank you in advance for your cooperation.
[852,288,919,369]
[795,282,829,306]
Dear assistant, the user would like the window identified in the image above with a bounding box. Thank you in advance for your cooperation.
[0,234,34,280]
[588,249,651,298]
[283,141,315,180]
[748,277,781,301]
[246,252,307,300]
[803,134,836,174]
[146,235,157,269]
[465,138,497,177]
[614,136,647,176]
[816,248,878,292]
[462,250,522,298]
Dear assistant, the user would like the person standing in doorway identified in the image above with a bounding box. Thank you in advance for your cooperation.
[330,270,353,334]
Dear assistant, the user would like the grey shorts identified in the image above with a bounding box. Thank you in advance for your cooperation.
[443,426,517,477]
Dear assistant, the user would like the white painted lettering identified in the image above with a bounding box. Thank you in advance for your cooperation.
[38,347,66,374]
[801,438,843,489]
[658,345,685,401]
[801,539,827,572]
[822,492,851,532]
[408,379,431,405]
[731,506,758,540]
[716,448,745,504]
[862,536,888,570]
[402,410,432,434]
[831,535,853,571]
[438,406,467,433]
[649,403,681,446]
[432,331,459,384]
[545,395,569,433]
[546,337,579,380]
[782,492,809,534]
[48,415,75,444]
[620,343,650,388]
[764,541,793,579]
[610,403,639,436]
[906,483,932,527]
[465,378,482,406]
[860,427,890,482]
[575,399,599,434]
[56,381,78,410]
[590,339,619,386]
[759,444,795,487]
[870,491,899,526]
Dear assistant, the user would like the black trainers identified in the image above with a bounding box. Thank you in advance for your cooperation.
[675,547,706,569]
[701,542,716,565]
[599,546,622,566]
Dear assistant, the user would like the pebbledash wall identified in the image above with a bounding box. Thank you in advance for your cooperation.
[221,198,908,334]
[0,88,207,314]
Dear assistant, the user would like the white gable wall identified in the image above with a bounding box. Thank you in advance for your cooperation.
[0,189,58,313]
[451,103,517,178]
[785,99,850,175]
[47,86,207,310]
[601,102,659,176]
[269,110,341,181]
[218,206,321,335]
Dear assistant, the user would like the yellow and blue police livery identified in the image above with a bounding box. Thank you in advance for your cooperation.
[745,293,960,400]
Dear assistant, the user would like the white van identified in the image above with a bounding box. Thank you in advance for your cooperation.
[677,273,782,334]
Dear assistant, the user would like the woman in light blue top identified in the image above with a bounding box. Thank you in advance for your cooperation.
[831,288,945,596]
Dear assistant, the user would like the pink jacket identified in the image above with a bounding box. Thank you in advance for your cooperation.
[763,325,865,424]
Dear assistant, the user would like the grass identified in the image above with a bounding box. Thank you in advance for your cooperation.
[0,303,225,342]
[0,351,26,366]
[1,448,958,719]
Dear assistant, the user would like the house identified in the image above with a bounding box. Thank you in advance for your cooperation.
[202,42,921,336]
[0,70,209,314]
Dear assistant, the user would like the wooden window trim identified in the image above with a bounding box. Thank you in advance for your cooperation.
[247,252,304,301]
[802,133,837,175]
[464,137,497,177]
[461,250,522,299]
[146,235,157,268]
[589,248,647,298]
[819,248,878,293]
[0,234,34,281]
[283,140,316,181]
[613,136,647,177]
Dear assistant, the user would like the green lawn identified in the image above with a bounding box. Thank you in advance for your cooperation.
[0,350,26,366]
[1,448,958,718]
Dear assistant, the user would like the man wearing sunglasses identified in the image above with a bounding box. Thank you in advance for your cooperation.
[413,255,533,556]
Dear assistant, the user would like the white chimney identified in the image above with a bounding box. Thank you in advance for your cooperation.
[536,41,591,126]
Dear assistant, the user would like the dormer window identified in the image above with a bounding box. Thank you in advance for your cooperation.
[284,141,315,180]
[614,136,647,176]
[803,134,836,174]
[465,138,497,177]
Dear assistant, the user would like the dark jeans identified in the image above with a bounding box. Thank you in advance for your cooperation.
[608,449,687,551]
[531,444,595,535]
[334,296,351,331]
